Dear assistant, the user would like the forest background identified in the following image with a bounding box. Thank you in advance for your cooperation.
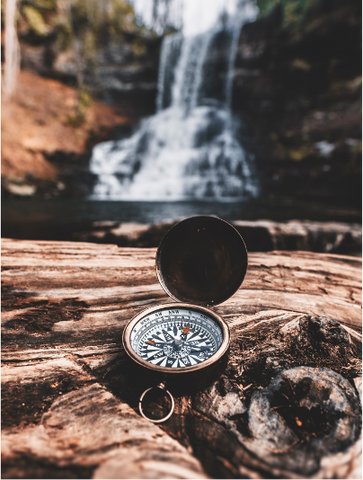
[1,0,361,242]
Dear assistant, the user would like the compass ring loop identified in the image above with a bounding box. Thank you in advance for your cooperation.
[138,383,175,423]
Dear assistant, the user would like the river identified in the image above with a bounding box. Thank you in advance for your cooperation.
[2,197,360,241]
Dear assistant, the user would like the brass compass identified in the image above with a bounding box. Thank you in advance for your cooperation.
[122,216,248,422]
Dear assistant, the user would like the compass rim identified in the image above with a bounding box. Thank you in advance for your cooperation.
[122,303,230,375]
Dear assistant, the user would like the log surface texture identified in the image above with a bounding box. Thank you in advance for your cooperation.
[1,238,362,479]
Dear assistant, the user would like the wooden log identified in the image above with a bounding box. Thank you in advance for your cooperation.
[1,239,362,479]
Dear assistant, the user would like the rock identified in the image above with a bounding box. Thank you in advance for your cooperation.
[233,220,362,255]
[72,219,362,255]
[17,0,162,118]
[2,180,37,197]
[233,0,361,205]
[245,367,361,476]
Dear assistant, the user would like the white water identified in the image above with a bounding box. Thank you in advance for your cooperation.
[132,0,249,37]
[3,0,20,99]
[90,0,259,201]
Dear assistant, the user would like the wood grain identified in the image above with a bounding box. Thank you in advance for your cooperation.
[1,239,362,478]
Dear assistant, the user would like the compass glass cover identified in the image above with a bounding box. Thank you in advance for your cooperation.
[130,308,223,369]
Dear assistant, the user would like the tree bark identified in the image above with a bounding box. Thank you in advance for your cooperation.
[1,239,361,479]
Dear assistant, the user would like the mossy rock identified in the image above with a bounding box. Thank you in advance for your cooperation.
[22,4,49,37]
[131,38,146,56]
[54,18,72,52]
[24,0,57,11]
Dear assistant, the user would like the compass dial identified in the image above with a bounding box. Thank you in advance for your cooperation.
[129,307,223,369]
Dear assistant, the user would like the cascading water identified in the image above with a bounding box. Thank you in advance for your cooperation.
[90,1,259,200]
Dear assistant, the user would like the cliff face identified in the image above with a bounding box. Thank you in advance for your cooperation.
[2,0,161,198]
[233,0,361,206]
[21,34,162,118]
[16,0,161,117]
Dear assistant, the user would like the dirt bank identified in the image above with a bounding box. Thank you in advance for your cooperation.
[1,70,137,197]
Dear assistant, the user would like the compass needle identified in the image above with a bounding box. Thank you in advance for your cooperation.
[152,334,164,342]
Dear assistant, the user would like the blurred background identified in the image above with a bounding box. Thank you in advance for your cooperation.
[1,0,361,252]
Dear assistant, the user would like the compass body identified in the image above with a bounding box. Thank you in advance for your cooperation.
[123,304,229,377]
[121,216,248,420]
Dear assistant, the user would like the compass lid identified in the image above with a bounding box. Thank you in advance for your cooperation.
[156,216,248,307]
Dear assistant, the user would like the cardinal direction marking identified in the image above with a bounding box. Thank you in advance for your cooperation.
[147,350,166,362]
[166,357,174,368]
[152,342,167,349]
[162,329,174,342]
[181,355,191,367]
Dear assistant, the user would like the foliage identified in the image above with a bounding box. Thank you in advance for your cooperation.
[10,0,148,58]
[54,17,72,52]
[22,0,56,11]
[256,0,321,28]
[22,4,49,35]
[65,0,141,55]
[9,0,148,126]
[66,87,92,127]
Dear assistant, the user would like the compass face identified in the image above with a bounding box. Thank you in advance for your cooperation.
[128,307,224,370]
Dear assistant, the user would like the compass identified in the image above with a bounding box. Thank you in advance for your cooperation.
[122,216,248,422]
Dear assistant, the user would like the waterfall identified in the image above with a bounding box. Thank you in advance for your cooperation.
[156,33,183,112]
[225,12,246,110]
[3,0,21,99]
[90,1,259,201]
